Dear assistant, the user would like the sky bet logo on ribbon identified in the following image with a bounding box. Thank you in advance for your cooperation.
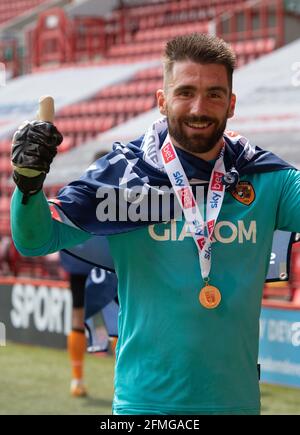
[172,171,184,186]
[210,192,222,209]
[179,187,195,209]
[211,171,224,191]
[193,219,205,236]
[204,245,212,260]
[161,142,176,163]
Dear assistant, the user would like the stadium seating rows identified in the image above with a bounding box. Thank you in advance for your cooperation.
[122,0,245,27]
[51,66,159,153]
[107,36,276,62]
[134,21,210,42]
[0,0,48,25]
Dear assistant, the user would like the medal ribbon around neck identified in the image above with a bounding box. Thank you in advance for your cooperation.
[160,134,226,308]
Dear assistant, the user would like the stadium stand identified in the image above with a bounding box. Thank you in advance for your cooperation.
[0,1,49,26]
[0,0,299,303]
[0,1,71,77]
[25,0,293,68]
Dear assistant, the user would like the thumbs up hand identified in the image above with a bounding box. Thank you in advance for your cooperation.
[11,96,63,203]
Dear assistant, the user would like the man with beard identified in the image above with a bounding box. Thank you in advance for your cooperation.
[10,33,300,414]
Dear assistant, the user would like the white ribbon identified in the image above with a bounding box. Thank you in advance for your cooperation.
[160,134,226,281]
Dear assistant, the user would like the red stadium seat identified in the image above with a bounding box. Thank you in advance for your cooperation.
[58,136,73,153]
[0,0,48,25]
[0,196,10,213]
[293,288,300,304]
[0,140,11,155]
[0,157,12,177]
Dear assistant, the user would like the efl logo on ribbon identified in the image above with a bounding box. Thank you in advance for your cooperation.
[197,238,205,250]
[207,219,215,237]
[162,143,176,163]
[211,171,224,191]
[179,187,195,209]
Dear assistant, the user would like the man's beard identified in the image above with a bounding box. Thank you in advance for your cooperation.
[167,114,228,154]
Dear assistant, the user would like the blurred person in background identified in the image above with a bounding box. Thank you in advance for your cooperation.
[59,150,109,397]
[59,251,92,397]
[60,251,119,398]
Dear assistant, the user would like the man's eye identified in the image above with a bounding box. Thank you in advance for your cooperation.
[209,93,221,99]
[179,91,192,97]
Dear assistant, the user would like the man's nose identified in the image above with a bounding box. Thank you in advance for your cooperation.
[190,96,206,115]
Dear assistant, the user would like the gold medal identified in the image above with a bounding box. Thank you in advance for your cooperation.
[199,284,221,309]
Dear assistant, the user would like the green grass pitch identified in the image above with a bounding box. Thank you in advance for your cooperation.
[0,342,300,415]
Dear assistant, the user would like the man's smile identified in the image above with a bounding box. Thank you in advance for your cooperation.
[183,120,214,131]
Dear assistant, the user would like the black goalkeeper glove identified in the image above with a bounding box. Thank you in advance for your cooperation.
[11,120,63,203]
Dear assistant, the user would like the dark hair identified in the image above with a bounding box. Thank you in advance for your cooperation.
[163,33,236,91]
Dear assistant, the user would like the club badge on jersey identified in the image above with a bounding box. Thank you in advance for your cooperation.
[230,181,255,206]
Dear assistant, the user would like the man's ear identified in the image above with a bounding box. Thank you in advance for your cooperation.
[227,93,236,119]
[156,89,167,116]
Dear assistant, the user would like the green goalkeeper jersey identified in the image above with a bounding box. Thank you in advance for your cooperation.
[11,169,300,414]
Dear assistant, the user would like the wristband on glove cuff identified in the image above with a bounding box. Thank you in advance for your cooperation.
[13,170,46,204]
